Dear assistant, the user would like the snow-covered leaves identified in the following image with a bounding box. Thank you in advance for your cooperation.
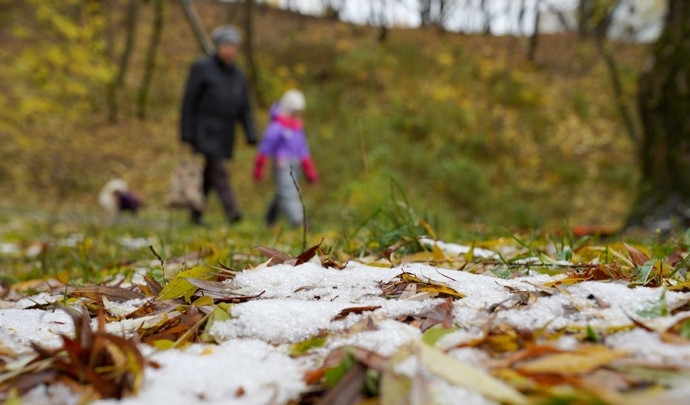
[1,236,690,404]
[0,306,145,401]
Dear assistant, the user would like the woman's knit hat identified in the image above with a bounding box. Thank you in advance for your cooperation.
[279,90,306,115]
[211,25,241,47]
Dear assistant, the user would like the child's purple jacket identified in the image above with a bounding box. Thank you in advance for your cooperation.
[257,104,311,161]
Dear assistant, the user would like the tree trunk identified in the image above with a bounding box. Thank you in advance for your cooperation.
[481,0,492,35]
[136,0,165,120]
[243,0,263,106]
[527,0,540,63]
[377,0,388,43]
[627,0,690,228]
[419,0,432,26]
[106,0,139,124]
[180,0,213,55]
[578,0,593,38]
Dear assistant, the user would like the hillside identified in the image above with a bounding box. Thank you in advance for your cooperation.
[0,1,647,233]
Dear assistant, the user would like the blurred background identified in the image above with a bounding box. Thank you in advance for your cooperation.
[0,0,682,235]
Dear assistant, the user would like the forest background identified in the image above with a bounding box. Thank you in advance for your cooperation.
[0,0,662,236]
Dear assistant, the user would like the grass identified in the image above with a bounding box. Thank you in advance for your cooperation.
[2,183,689,289]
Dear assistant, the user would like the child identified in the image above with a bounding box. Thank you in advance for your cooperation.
[253,89,317,227]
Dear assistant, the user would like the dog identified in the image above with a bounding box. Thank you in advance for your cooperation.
[98,179,142,221]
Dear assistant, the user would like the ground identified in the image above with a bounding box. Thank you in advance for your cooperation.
[1,229,689,404]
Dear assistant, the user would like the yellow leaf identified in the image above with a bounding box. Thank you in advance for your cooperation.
[401,251,434,263]
[416,342,527,405]
[669,280,690,291]
[192,295,214,307]
[432,244,447,262]
[517,345,626,375]
[152,339,175,350]
[400,273,464,298]
[158,266,215,303]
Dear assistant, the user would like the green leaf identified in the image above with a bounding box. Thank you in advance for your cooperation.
[324,350,355,388]
[557,246,572,262]
[421,326,458,347]
[636,288,669,319]
[289,336,326,357]
[635,260,656,284]
[364,369,380,396]
[201,303,233,343]
[585,325,600,343]
[157,266,215,303]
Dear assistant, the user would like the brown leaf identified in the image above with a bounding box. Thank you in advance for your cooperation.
[185,278,236,296]
[124,300,177,319]
[0,370,59,396]
[569,263,629,281]
[203,290,266,303]
[666,249,686,266]
[349,346,389,371]
[3,307,146,400]
[316,363,367,405]
[418,297,454,332]
[398,272,464,299]
[66,286,144,303]
[333,305,382,321]
[321,256,346,270]
[254,245,295,265]
[379,279,411,298]
[488,345,564,369]
[143,275,162,296]
[140,311,205,344]
[623,242,651,267]
[296,240,324,265]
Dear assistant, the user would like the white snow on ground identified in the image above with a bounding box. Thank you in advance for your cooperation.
[96,340,305,405]
[2,260,690,404]
[418,237,498,259]
[0,308,73,355]
[325,319,421,356]
[210,297,440,344]
[14,292,63,309]
[497,281,690,332]
[606,329,690,367]
[432,379,499,405]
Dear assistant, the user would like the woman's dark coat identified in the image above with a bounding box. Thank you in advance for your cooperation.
[181,55,257,159]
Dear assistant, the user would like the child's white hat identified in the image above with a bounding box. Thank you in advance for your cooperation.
[279,89,306,115]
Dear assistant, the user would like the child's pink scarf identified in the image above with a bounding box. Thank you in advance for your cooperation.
[275,115,303,130]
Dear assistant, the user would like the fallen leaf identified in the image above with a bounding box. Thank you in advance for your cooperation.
[416,341,527,404]
[290,336,327,357]
[0,307,145,399]
[318,362,367,405]
[624,242,651,267]
[296,240,323,265]
[487,344,564,369]
[516,345,626,375]
[157,266,215,303]
[254,246,294,266]
[66,286,143,302]
[333,306,382,321]
[421,326,458,347]
[418,297,454,331]
[398,272,464,299]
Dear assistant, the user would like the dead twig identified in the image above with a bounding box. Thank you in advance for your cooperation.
[290,167,308,251]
